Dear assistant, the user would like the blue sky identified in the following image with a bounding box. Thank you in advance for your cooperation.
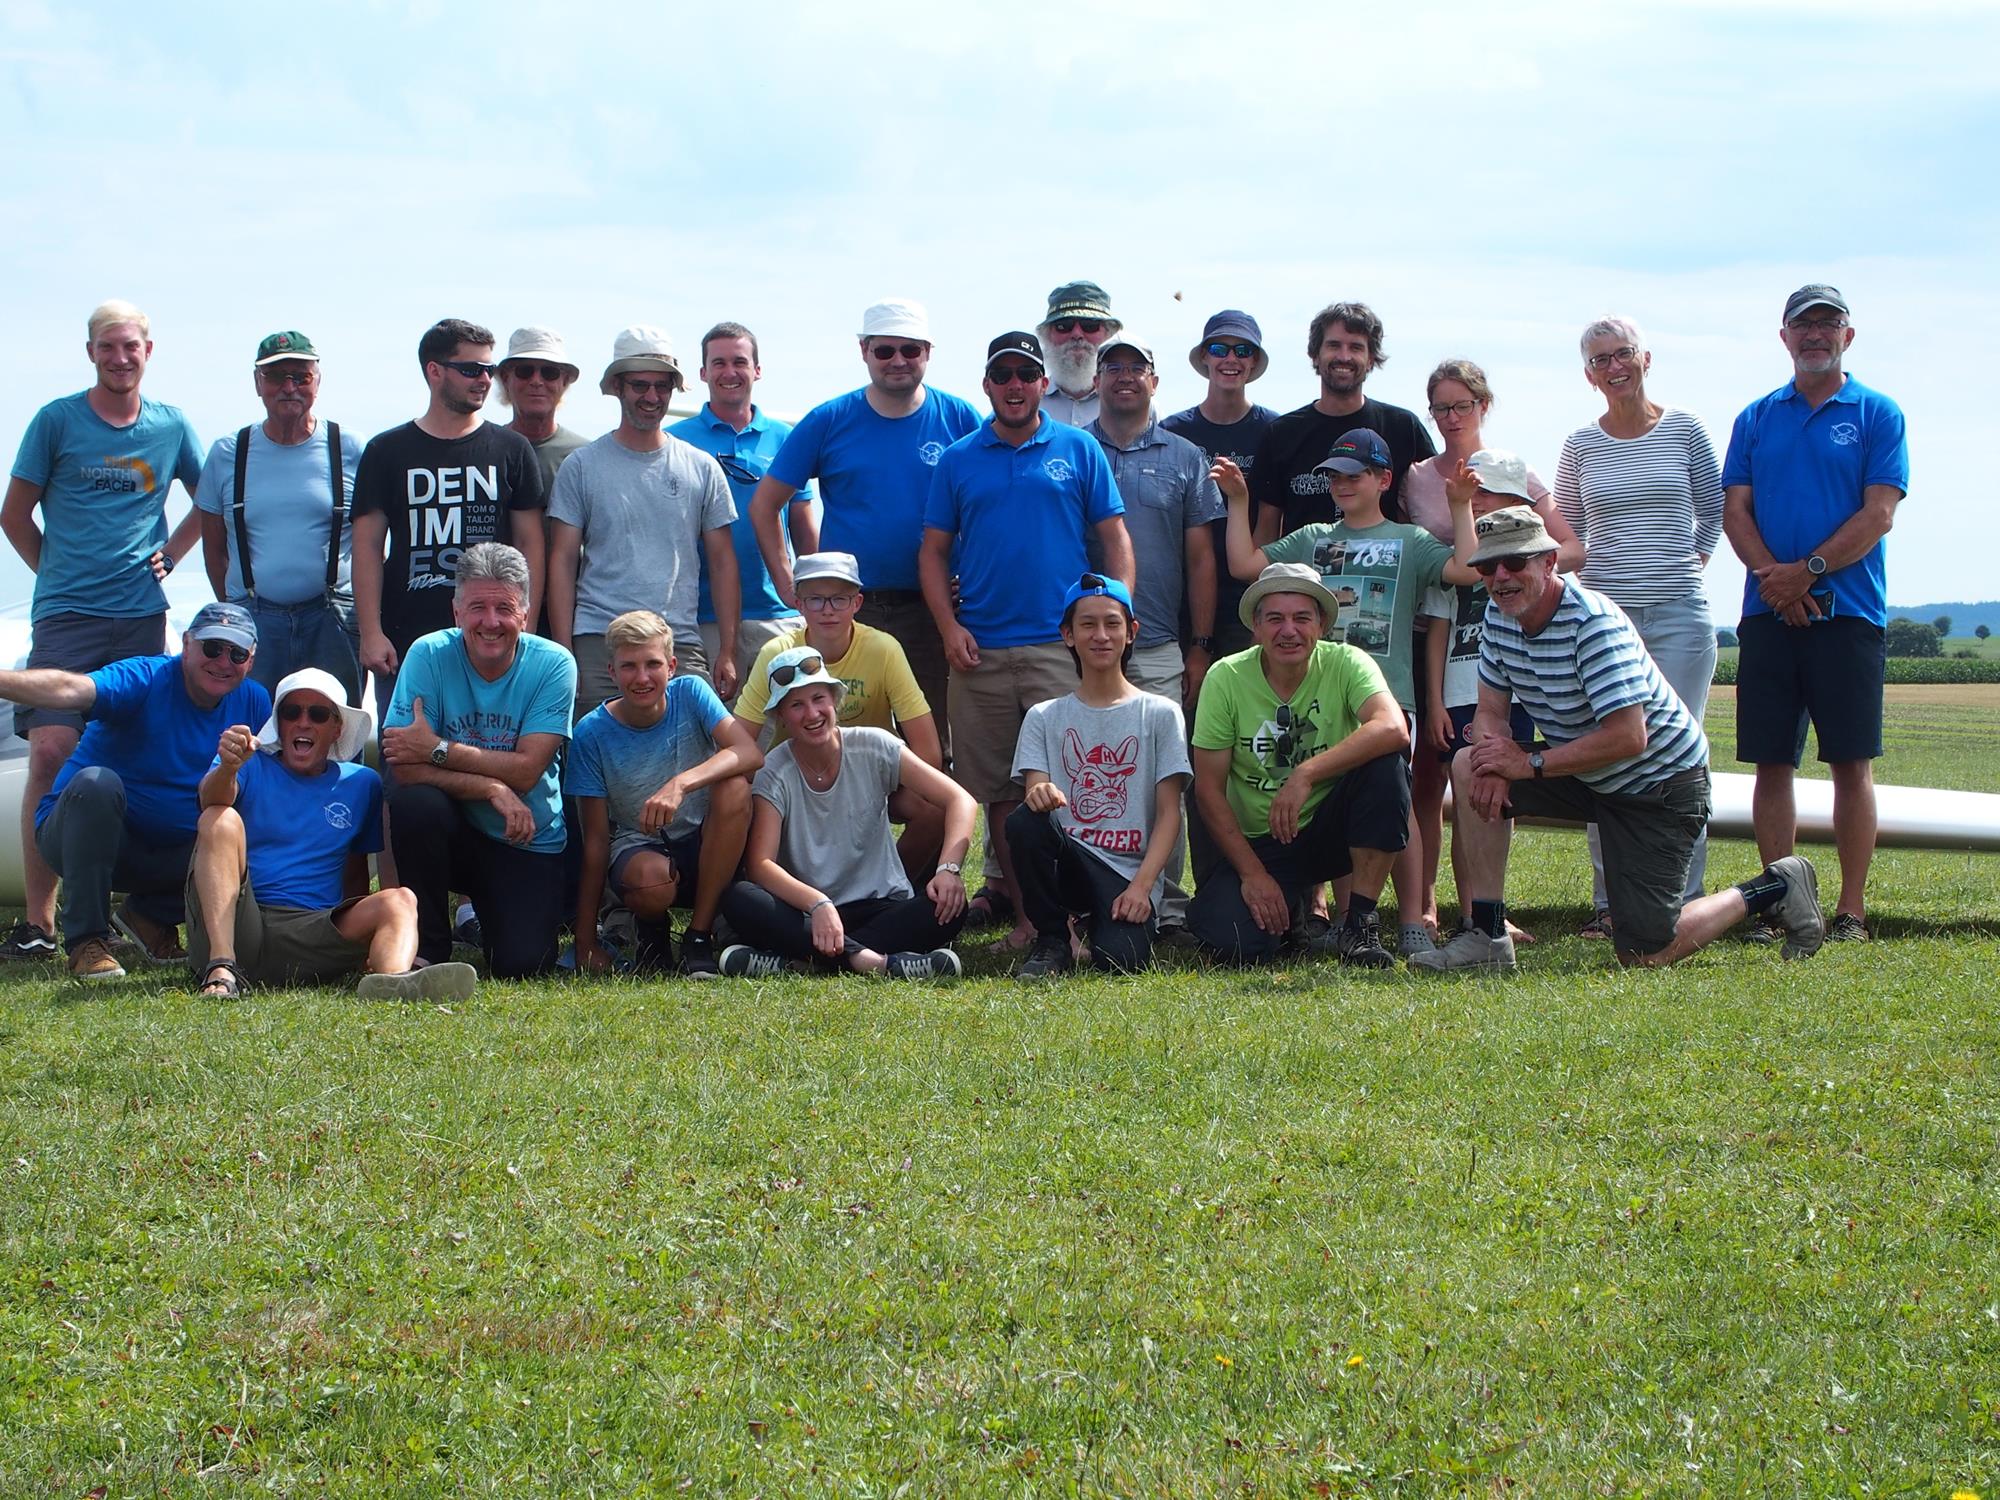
[3,0,1993,612]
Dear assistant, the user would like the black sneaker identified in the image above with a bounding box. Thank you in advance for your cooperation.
[1826,912,1871,943]
[1743,914,1785,946]
[676,932,721,980]
[719,944,785,979]
[884,948,962,981]
[1336,910,1394,969]
[0,920,57,960]
[1016,937,1073,980]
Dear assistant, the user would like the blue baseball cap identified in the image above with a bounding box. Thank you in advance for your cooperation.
[188,600,257,649]
[1061,571,1134,620]
[1315,427,1392,474]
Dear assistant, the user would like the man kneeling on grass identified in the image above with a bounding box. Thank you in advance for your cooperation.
[1415,506,1824,973]
[566,609,762,977]
[1007,573,1190,978]
[1187,562,1411,966]
[718,647,975,979]
[189,669,475,1000]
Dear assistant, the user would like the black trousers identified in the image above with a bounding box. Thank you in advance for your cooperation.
[1004,805,1152,973]
[720,881,964,970]
[389,784,562,977]
[1187,750,1411,964]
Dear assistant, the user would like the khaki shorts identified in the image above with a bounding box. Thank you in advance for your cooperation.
[186,871,372,986]
[1127,641,1186,703]
[574,630,712,721]
[947,641,1075,804]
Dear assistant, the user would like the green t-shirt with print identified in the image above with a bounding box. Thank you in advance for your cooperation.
[1263,519,1452,711]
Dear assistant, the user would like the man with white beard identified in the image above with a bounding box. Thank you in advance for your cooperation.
[1037,281,1120,427]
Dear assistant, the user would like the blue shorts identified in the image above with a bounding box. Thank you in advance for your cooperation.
[1442,702,1538,763]
[1735,613,1885,765]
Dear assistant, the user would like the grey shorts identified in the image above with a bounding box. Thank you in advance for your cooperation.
[18,611,168,735]
[186,870,371,986]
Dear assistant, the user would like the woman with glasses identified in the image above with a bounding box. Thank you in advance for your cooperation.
[1555,317,1725,939]
[719,646,976,980]
[1402,359,1582,940]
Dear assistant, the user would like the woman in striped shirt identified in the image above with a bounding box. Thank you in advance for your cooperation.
[1555,317,1724,936]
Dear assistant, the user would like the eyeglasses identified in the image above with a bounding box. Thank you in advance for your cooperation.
[1273,703,1296,764]
[868,342,927,361]
[279,702,336,725]
[1428,399,1478,418]
[505,362,569,383]
[1205,341,1257,359]
[440,359,500,378]
[769,654,827,687]
[621,377,677,395]
[800,592,857,612]
[714,454,764,487]
[987,364,1042,385]
[1786,316,1848,333]
[1098,360,1151,377]
[1473,553,1539,576]
[1051,318,1104,336]
[259,369,316,388]
[1584,346,1640,372]
[200,639,251,664]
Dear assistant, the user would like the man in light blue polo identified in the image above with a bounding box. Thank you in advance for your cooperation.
[920,331,1134,950]
[2,299,205,961]
[1721,283,1909,943]
[747,299,983,750]
[669,320,814,702]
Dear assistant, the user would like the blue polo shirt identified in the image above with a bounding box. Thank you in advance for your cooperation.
[767,386,983,592]
[1721,373,1908,627]
[669,403,813,624]
[924,414,1125,649]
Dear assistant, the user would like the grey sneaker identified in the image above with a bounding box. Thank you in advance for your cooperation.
[1335,911,1394,969]
[1766,855,1825,960]
[357,961,478,1003]
[1409,926,1518,974]
[719,944,785,979]
[1827,912,1871,943]
[884,948,961,981]
[1016,937,1073,980]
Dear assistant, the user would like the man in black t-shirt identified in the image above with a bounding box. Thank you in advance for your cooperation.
[350,318,546,688]
[1248,301,1434,541]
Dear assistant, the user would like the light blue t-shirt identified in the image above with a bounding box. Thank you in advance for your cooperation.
[10,392,203,622]
[232,751,382,909]
[386,631,576,853]
[669,404,813,624]
[194,422,360,604]
[923,414,1126,648]
[39,655,271,842]
[565,677,730,853]
[768,386,983,591]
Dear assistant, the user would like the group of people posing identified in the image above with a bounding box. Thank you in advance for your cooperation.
[1,277,1907,989]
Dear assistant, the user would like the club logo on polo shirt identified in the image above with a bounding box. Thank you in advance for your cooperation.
[918,441,945,466]
[325,800,356,831]
[1043,458,1074,483]
[1829,422,1860,446]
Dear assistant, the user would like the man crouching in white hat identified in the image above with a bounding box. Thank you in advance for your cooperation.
[186,667,476,1000]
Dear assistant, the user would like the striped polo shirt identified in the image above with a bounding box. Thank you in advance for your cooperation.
[1479,577,1708,794]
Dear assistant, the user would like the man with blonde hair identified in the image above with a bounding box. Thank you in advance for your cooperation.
[2,298,206,961]
[565,609,761,977]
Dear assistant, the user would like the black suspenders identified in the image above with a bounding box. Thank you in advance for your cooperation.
[230,422,346,598]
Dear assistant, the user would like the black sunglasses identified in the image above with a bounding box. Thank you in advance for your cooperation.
[440,358,500,378]
[279,702,337,725]
[715,454,765,487]
[259,369,315,388]
[868,342,927,361]
[1205,340,1257,359]
[505,361,569,383]
[200,639,251,665]
[1052,318,1104,335]
[1273,703,1296,764]
[1473,554,1538,577]
[987,364,1042,386]
[770,654,827,688]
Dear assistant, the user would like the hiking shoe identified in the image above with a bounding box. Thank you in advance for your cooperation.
[676,933,722,980]
[453,901,483,949]
[111,902,184,964]
[357,962,478,1003]
[1016,937,1074,980]
[1400,923,1437,957]
[1335,911,1394,969]
[1743,913,1784,946]
[1827,912,1871,943]
[884,948,962,981]
[1766,854,1825,960]
[1578,909,1615,941]
[0,920,56,960]
[66,936,125,982]
[1410,926,1518,974]
[719,944,785,979]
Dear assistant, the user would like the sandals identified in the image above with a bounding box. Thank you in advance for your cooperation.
[196,957,246,999]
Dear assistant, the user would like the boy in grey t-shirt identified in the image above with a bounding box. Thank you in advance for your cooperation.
[1007,574,1191,977]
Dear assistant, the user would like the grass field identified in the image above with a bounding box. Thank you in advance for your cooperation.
[3,696,1996,1495]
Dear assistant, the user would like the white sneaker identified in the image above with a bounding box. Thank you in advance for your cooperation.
[1409,927,1517,974]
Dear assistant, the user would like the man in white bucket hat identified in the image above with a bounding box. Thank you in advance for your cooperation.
[185,666,476,1001]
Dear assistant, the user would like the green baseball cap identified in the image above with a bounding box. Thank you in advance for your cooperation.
[254,330,320,366]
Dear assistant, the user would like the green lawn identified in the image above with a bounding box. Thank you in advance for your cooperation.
[3,699,1996,1495]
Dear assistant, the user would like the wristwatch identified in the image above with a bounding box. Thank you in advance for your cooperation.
[430,739,452,767]
[937,861,964,876]
[1190,636,1215,652]
[1528,751,1546,779]
[1806,554,1828,576]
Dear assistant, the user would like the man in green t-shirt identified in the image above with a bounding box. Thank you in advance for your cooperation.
[1188,562,1412,966]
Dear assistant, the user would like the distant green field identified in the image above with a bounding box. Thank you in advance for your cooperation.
[2,696,1995,1494]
